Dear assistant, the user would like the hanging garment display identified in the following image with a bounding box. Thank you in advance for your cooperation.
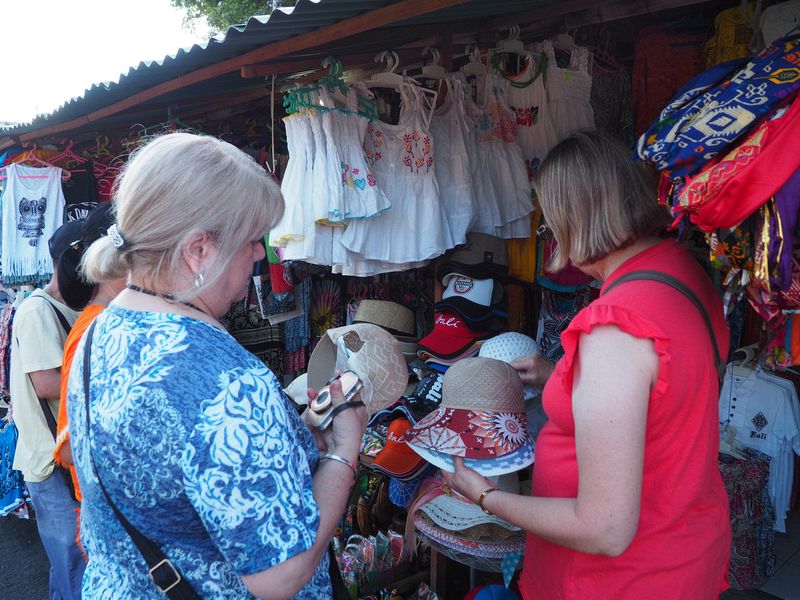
[461,71,533,238]
[632,25,705,137]
[430,78,477,247]
[703,4,757,68]
[497,48,559,173]
[718,364,800,532]
[541,40,595,142]
[590,65,634,146]
[61,161,99,222]
[341,85,452,264]
[1,164,65,285]
[321,87,390,222]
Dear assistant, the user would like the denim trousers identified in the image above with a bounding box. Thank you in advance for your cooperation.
[27,470,86,600]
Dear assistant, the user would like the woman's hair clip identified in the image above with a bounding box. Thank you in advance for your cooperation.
[106,224,128,250]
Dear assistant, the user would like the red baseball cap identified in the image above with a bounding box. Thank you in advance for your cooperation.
[372,418,427,479]
[418,311,491,359]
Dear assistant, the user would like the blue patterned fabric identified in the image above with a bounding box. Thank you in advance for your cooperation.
[67,306,328,599]
[636,34,800,179]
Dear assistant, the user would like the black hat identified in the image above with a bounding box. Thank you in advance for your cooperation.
[48,219,85,259]
[55,205,117,310]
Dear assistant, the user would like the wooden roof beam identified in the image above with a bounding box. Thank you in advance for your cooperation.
[19,0,471,143]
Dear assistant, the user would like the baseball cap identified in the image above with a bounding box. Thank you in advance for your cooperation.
[371,418,428,480]
[417,311,492,359]
[48,219,85,259]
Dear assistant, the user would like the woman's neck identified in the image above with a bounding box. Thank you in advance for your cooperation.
[582,237,662,282]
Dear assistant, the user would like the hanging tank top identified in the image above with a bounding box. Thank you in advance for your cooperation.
[1,163,65,285]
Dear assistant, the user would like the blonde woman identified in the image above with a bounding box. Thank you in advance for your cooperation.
[445,130,732,599]
[68,133,366,599]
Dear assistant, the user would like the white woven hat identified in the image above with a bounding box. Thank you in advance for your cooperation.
[419,473,521,532]
[479,332,541,400]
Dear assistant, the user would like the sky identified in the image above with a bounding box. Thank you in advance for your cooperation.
[0,0,211,124]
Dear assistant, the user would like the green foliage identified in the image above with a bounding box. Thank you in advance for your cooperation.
[172,0,273,32]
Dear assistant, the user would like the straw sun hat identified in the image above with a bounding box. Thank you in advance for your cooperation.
[401,357,533,476]
[307,323,408,414]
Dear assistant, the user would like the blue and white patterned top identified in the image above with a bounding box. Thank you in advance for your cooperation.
[67,305,328,599]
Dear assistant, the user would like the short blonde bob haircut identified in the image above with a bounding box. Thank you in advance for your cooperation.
[535,130,670,272]
[82,132,283,300]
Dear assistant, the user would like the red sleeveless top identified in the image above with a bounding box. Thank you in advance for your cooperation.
[520,239,731,599]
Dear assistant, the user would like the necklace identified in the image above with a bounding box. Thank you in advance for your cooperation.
[126,284,209,317]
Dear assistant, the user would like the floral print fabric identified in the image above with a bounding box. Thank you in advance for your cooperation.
[68,306,327,599]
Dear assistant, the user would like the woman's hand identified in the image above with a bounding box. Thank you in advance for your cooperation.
[510,353,555,386]
[440,456,495,504]
[307,380,367,461]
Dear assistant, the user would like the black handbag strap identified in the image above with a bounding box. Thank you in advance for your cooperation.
[82,320,200,599]
[602,269,725,389]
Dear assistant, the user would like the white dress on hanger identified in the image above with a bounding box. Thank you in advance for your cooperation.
[430,78,477,247]
[499,48,560,176]
[542,40,595,143]
[462,71,533,239]
[321,88,391,222]
[270,115,307,249]
[341,85,452,264]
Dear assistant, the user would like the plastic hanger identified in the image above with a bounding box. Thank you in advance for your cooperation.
[495,25,525,55]
[719,426,746,459]
[0,146,71,181]
[462,44,487,77]
[421,47,447,80]
[365,50,407,90]
[729,343,758,377]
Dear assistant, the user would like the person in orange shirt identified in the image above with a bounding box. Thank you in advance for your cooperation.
[54,204,126,501]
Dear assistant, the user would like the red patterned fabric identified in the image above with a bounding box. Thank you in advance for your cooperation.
[678,97,800,231]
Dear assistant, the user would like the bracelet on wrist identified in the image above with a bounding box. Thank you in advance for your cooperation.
[319,453,357,479]
[477,487,500,515]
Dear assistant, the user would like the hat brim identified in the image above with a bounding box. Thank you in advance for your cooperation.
[407,440,534,476]
[420,492,520,532]
[371,446,427,478]
[402,407,530,459]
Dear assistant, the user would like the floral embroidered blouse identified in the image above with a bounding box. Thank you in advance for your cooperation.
[68,305,327,599]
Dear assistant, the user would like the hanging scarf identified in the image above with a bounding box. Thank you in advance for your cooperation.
[637,33,800,182]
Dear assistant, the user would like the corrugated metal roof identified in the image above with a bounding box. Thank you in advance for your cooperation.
[0,0,555,139]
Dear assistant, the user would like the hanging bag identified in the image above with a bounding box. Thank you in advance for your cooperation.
[81,321,200,599]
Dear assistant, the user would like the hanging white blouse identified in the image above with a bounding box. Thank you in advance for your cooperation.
[542,40,595,144]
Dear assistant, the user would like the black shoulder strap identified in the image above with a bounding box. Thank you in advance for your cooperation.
[37,295,73,336]
[82,321,200,599]
[23,295,71,440]
[602,269,725,388]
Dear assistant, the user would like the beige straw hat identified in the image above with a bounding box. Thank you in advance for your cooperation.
[307,323,408,414]
[401,357,530,461]
[353,299,416,338]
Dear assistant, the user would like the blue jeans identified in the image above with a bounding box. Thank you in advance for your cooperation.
[27,470,85,600]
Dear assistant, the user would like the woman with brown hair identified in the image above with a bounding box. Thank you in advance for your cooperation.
[445,130,731,599]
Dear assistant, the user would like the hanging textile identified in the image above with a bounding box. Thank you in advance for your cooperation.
[0,419,27,518]
[1,164,65,285]
[61,161,99,222]
[703,4,757,68]
[632,26,705,137]
[636,33,800,181]
[541,40,595,142]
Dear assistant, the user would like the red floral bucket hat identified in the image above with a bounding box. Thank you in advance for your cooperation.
[401,357,531,463]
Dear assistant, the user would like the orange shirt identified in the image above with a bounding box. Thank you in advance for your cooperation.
[54,304,105,501]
